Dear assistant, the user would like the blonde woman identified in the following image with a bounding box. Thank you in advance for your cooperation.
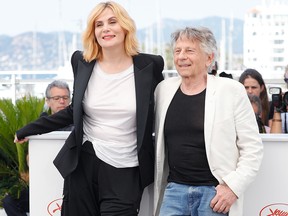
[15,2,164,215]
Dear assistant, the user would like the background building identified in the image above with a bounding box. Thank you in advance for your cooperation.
[243,0,288,73]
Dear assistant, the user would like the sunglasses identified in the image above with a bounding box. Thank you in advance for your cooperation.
[285,78,288,83]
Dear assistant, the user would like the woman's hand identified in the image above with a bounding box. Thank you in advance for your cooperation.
[14,134,29,144]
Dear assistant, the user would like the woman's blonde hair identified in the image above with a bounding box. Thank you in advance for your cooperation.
[82,1,139,62]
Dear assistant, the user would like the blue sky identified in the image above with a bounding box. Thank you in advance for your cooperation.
[1,0,263,36]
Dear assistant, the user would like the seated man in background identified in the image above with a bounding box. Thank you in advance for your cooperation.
[3,80,72,216]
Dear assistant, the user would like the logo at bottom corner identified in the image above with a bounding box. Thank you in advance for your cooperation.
[259,203,288,216]
[47,198,62,216]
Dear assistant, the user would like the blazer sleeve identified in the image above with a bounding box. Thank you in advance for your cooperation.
[222,83,263,197]
[16,107,73,140]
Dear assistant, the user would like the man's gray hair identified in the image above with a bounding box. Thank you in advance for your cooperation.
[45,80,71,98]
[171,26,218,72]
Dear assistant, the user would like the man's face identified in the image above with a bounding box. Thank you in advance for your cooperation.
[173,37,213,79]
[46,87,70,114]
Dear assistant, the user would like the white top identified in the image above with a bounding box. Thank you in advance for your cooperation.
[82,63,138,168]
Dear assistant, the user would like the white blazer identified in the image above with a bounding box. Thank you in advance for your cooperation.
[153,75,263,216]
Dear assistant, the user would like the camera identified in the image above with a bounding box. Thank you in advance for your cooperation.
[269,87,288,112]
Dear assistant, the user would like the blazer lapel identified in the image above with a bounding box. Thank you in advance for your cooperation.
[204,75,216,159]
[133,55,155,151]
[73,59,95,125]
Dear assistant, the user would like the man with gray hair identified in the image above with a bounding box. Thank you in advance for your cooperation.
[154,26,263,216]
[44,80,71,115]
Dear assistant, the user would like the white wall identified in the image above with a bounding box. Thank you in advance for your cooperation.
[4,132,288,215]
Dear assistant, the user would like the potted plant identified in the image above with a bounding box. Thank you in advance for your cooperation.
[0,96,44,208]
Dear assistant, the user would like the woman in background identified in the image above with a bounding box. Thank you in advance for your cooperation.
[239,68,270,127]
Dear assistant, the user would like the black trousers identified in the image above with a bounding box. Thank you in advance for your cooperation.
[3,187,29,216]
[61,141,143,216]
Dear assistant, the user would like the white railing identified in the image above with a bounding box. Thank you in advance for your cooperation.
[0,70,287,103]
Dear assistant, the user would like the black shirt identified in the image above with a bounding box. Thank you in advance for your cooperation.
[164,88,218,186]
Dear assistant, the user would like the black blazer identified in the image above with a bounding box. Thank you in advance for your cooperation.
[17,51,164,188]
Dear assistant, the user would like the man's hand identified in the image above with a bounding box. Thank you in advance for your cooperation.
[14,134,29,144]
[210,183,238,214]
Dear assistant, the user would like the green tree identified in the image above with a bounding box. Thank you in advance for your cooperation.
[0,96,45,208]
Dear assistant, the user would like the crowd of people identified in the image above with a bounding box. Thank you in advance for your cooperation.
[4,0,287,216]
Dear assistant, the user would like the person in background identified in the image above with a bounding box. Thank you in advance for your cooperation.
[14,1,164,216]
[285,65,288,86]
[208,61,218,76]
[43,80,72,115]
[270,65,288,133]
[153,26,263,216]
[239,68,270,127]
[248,94,268,133]
[219,71,233,79]
[2,155,29,216]
[282,66,288,133]
[3,80,72,216]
